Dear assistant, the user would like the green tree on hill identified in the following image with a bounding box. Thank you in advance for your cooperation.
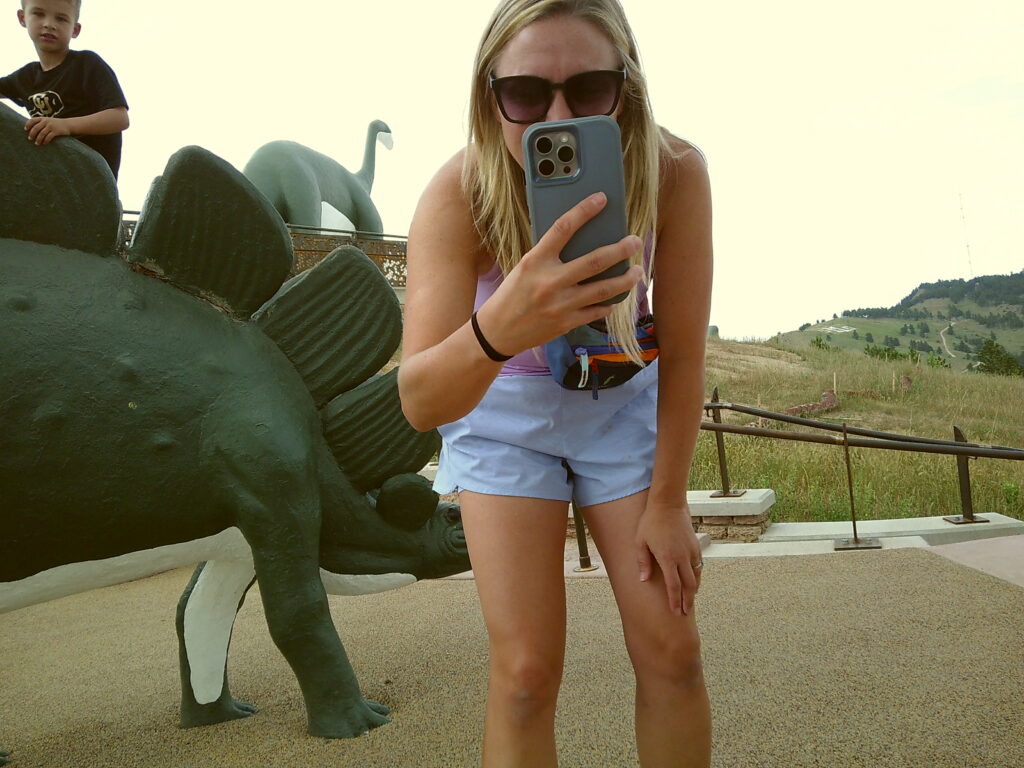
[977,339,1022,377]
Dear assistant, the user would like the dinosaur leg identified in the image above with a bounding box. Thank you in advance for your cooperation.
[352,197,383,235]
[177,559,258,728]
[279,166,323,229]
[239,502,390,738]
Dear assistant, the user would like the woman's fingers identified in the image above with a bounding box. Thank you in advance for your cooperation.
[562,234,643,285]
[645,548,701,617]
[678,561,698,616]
[532,194,642,288]
[535,192,609,256]
[484,194,644,351]
[574,264,643,307]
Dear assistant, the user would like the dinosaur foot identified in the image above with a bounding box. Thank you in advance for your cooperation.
[307,697,391,739]
[180,694,258,729]
[0,748,11,766]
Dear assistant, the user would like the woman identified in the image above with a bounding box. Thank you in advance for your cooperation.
[398,1,713,765]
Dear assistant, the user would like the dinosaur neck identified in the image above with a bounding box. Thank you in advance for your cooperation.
[357,124,378,193]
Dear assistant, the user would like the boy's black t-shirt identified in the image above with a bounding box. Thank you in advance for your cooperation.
[0,50,128,177]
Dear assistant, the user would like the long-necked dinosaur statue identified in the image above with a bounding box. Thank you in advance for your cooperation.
[0,103,467,765]
[243,119,393,233]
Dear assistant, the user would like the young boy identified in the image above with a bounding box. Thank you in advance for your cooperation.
[0,0,128,177]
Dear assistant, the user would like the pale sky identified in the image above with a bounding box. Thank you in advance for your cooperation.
[3,0,1021,339]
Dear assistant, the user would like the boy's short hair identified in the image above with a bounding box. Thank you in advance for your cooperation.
[20,0,82,20]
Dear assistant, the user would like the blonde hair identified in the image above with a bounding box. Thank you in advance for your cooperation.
[463,0,669,363]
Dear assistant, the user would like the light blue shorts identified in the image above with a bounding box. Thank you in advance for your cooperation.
[434,361,658,507]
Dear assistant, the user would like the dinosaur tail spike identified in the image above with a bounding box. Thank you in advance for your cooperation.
[0,102,121,255]
[252,246,402,408]
[321,370,440,493]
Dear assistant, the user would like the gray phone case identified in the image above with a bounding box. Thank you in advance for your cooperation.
[522,116,629,303]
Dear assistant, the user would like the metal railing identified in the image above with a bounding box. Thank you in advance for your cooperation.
[118,214,410,287]
[701,387,1024,550]
[287,226,407,285]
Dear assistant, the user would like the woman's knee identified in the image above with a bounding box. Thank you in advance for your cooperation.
[489,648,564,714]
[629,626,705,691]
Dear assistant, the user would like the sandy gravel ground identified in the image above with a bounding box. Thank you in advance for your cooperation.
[2,548,1022,768]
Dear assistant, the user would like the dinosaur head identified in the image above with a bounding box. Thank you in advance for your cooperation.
[319,472,469,584]
[370,119,393,151]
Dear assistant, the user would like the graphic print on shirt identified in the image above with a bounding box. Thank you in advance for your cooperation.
[28,90,64,118]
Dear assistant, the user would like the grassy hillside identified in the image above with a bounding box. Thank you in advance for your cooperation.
[777,272,1024,372]
[777,304,1024,373]
[692,338,1024,523]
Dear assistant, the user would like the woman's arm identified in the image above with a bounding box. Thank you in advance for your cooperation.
[635,137,713,615]
[398,152,506,431]
[399,151,644,431]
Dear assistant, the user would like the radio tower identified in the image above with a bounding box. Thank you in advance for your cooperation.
[959,192,974,278]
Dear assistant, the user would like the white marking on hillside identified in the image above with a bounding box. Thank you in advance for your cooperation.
[821,326,856,333]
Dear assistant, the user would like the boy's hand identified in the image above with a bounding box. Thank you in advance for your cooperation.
[25,116,71,145]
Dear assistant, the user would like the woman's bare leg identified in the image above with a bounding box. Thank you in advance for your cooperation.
[460,491,571,768]
[582,490,712,768]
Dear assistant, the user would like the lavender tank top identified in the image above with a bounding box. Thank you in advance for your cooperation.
[474,238,653,377]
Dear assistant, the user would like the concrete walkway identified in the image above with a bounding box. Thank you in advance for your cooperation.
[2,529,1022,767]
[929,534,1024,588]
[556,514,1024,589]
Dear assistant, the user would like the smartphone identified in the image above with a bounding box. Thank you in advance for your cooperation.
[522,115,630,305]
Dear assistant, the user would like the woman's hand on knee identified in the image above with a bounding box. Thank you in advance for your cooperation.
[635,502,703,617]
[476,193,643,356]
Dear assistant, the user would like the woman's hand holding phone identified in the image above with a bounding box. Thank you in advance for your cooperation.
[475,192,643,358]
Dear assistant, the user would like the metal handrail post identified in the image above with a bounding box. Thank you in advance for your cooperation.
[571,501,600,573]
[709,387,745,498]
[835,424,881,550]
[944,426,990,525]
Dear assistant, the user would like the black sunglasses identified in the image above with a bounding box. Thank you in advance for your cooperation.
[488,69,626,124]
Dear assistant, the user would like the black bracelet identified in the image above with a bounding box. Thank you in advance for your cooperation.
[471,311,512,362]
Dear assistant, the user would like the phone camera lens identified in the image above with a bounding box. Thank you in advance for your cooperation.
[538,158,555,177]
[557,145,574,163]
[536,136,553,154]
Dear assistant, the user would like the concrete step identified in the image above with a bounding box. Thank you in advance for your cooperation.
[703,535,929,559]
[759,513,1024,546]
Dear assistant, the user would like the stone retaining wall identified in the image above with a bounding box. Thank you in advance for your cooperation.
[693,510,772,542]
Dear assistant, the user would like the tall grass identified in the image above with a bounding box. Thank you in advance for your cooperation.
[693,339,1024,522]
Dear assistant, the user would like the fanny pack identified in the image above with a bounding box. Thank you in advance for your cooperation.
[544,315,658,399]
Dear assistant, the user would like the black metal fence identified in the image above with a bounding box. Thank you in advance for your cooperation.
[702,386,1024,550]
